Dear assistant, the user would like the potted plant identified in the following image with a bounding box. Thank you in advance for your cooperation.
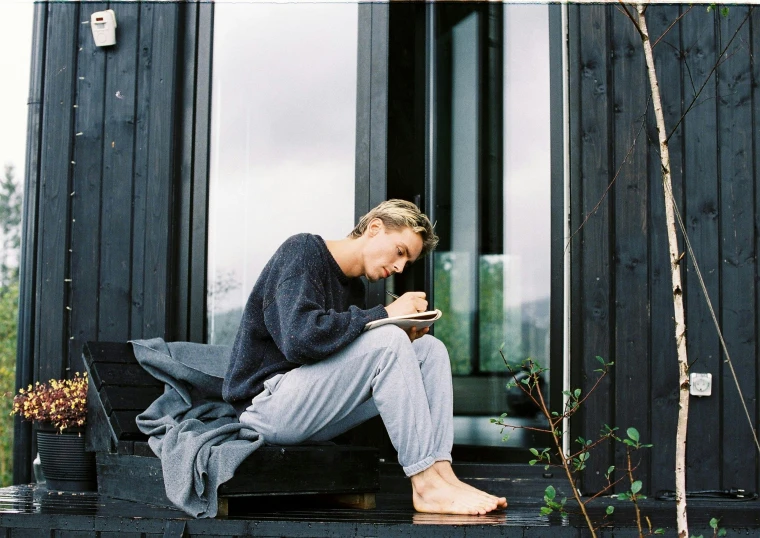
[11,372,96,491]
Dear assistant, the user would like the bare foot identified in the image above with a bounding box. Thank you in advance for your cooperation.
[433,461,508,509]
[411,465,501,515]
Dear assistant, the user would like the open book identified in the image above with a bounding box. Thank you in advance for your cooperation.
[364,309,443,331]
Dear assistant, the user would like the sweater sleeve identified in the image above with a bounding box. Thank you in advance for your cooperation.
[263,274,387,365]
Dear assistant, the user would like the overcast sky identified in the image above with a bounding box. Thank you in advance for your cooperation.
[207,3,359,317]
[0,2,34,184]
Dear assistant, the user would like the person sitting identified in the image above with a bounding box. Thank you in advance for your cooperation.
[223,199,507,515]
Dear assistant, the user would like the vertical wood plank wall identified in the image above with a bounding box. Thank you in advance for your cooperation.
[15,1,212,483]
[569,3,615,494]
[569,4,760,495]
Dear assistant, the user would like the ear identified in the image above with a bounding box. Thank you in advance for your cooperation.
[367,218,384,237]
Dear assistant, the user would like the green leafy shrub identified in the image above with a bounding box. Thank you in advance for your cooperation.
[0,283,18,486]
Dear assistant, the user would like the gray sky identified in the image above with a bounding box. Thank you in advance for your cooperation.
[207,3,358,318]
[0,2,33,183]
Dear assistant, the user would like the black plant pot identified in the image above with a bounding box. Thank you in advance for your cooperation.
[36,425,96,492]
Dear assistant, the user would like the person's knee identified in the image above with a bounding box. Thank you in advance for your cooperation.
[419,335,452,372]
[427,335,448,357]
[368,324,411,351]
[361,325,418,371]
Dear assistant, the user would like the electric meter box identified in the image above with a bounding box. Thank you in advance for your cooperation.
[91,10,117,47]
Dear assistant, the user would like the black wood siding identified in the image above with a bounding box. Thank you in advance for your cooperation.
[569,4,759,495]
[355,4,390,310]
[15,1,212,484]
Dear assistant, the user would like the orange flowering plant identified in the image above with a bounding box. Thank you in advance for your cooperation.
[11,372,88,433]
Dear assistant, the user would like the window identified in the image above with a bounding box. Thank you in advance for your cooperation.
[428,4,553,448]
[207,4,359,344]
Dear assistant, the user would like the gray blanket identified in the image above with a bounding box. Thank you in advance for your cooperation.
[131,338,264,518]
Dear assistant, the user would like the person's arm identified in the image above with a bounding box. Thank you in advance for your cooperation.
[263,274,387,365]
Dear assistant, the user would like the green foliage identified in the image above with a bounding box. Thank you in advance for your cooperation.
[528,446,551,467]
[432,253,472,374]
[478,255,506,371]
[433,253,550,376]
[622,426,654,449]
[0,282,18,486]
[0,163,21,486]
[540,484,568,517]
[0,165,21,286]
[690,517,727,538]
[494,356,666,533]
[706,4,730,18]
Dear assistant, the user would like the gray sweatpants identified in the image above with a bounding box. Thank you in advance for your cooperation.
[238,325,454,476]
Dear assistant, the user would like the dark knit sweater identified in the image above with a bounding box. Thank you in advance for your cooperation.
[222,233,388,417]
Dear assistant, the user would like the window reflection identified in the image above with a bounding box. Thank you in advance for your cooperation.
[502,5,551,375]
[431,5,552,446]
[207,4,358,345]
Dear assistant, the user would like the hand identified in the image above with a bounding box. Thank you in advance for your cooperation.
[406,325,429,342]
[385,291,427,318]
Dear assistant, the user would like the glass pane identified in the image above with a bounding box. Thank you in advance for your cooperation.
[207,4,358,345]
[501,5,551,374]
[431,5,552,447]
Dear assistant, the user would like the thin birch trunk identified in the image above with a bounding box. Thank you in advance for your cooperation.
[635,5,689,537]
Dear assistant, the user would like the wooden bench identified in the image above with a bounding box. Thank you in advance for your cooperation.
[82,341,380,515]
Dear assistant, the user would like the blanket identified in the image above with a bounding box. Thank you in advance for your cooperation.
[131,337,264,518]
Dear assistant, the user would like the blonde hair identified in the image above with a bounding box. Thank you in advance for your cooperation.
[350,199,439,257]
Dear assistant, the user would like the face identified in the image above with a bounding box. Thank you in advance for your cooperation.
[363,220,424,283]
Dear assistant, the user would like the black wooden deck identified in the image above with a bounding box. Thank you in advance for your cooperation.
[0,484,758,537]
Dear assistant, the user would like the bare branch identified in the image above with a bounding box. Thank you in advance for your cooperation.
[652,5,693,49]
[574,368,612,411]
[501,354,544,410]
[617,1,645,40]
[667,6,754,143]
[566,111,648,252]
[656,36,698,104]
[493,422,552,435]
[583,473,633,505]
[567,433,615,461]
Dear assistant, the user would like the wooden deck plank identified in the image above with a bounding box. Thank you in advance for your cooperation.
[0,485,757,537]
